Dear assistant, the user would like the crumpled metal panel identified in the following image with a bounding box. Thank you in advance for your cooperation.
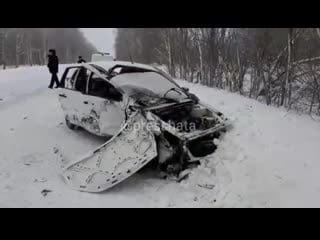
[62,112,158,192]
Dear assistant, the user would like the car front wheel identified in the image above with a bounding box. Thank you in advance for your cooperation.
[65,117,78,130]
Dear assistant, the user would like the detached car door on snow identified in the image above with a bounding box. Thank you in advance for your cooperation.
[62,111,158,192]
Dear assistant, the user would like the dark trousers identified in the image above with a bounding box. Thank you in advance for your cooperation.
[49,73,59,88]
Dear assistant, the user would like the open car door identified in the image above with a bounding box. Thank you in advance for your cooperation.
[62,112,158,192]
[58,66,88,126]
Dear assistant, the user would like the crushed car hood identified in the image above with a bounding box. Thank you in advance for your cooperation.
[120,84,184,108]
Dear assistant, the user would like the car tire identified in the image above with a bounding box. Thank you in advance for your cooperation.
[65,117,78,130]
[188,140,217,157]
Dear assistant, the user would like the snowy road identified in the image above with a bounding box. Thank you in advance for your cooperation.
[1,66,320,208]
[0,66,69,108]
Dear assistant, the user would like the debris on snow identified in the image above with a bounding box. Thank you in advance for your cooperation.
[21,154,42,166]
[197,184,215,190]
[53,146,68,169]
[177,170,191,183]
[41,189,52,197]
[34,178,48,183]
[53,147,59,154]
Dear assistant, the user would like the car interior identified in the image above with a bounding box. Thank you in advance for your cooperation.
[87,72,122,101]
[88,74,111,98]
[62,66,123,102]
[74,67,89,93]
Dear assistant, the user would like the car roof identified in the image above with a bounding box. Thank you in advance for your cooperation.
[87,60,157,72]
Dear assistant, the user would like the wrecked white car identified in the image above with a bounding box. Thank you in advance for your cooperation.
[58,61,230,192]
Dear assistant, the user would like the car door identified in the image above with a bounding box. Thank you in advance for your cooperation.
[59,66,91,126]
[83,71,125,136]
[62,111,158,192]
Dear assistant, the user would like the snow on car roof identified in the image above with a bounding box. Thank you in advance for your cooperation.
[88,61,157,72]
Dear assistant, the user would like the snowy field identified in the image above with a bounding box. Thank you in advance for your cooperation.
[1,66,320,208]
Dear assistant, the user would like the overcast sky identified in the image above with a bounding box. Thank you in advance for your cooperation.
[81,28,116,55]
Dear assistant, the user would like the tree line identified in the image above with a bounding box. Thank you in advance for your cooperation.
[0,28,96,68]
[115,28,320,115]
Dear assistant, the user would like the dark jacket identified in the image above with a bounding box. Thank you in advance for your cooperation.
[48,55,59,74]
[78,59,86,63]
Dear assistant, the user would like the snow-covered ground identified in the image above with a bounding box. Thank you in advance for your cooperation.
[1,66,320,208]
[0,65,69,106]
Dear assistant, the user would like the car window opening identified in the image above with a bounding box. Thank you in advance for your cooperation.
[88,73,120,100]
[75,67,89,93]
[69,67,122,102]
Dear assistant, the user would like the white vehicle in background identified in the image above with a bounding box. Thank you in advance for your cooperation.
[58,60,230,192]
[91,52,115,62]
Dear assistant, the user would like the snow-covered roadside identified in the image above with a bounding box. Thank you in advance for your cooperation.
[1,66,320,207]
[178,80,320,207]
[0,65,69,107]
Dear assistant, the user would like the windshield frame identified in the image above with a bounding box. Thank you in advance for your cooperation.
[90,64,110,76]
[90,64,189,99]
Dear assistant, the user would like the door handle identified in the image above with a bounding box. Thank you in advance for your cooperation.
[59,94,67,98]
[83,101,89,104]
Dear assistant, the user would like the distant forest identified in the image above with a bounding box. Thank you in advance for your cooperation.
[115,28,320,115]
[0,28,96,67]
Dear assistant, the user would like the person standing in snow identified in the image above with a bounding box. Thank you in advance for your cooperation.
[47,49,60,89]
[78,56,86,64]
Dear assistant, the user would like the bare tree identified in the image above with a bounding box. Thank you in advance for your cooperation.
[0,28,96,67]
[0,28,6,69]
[115,28,320,115]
